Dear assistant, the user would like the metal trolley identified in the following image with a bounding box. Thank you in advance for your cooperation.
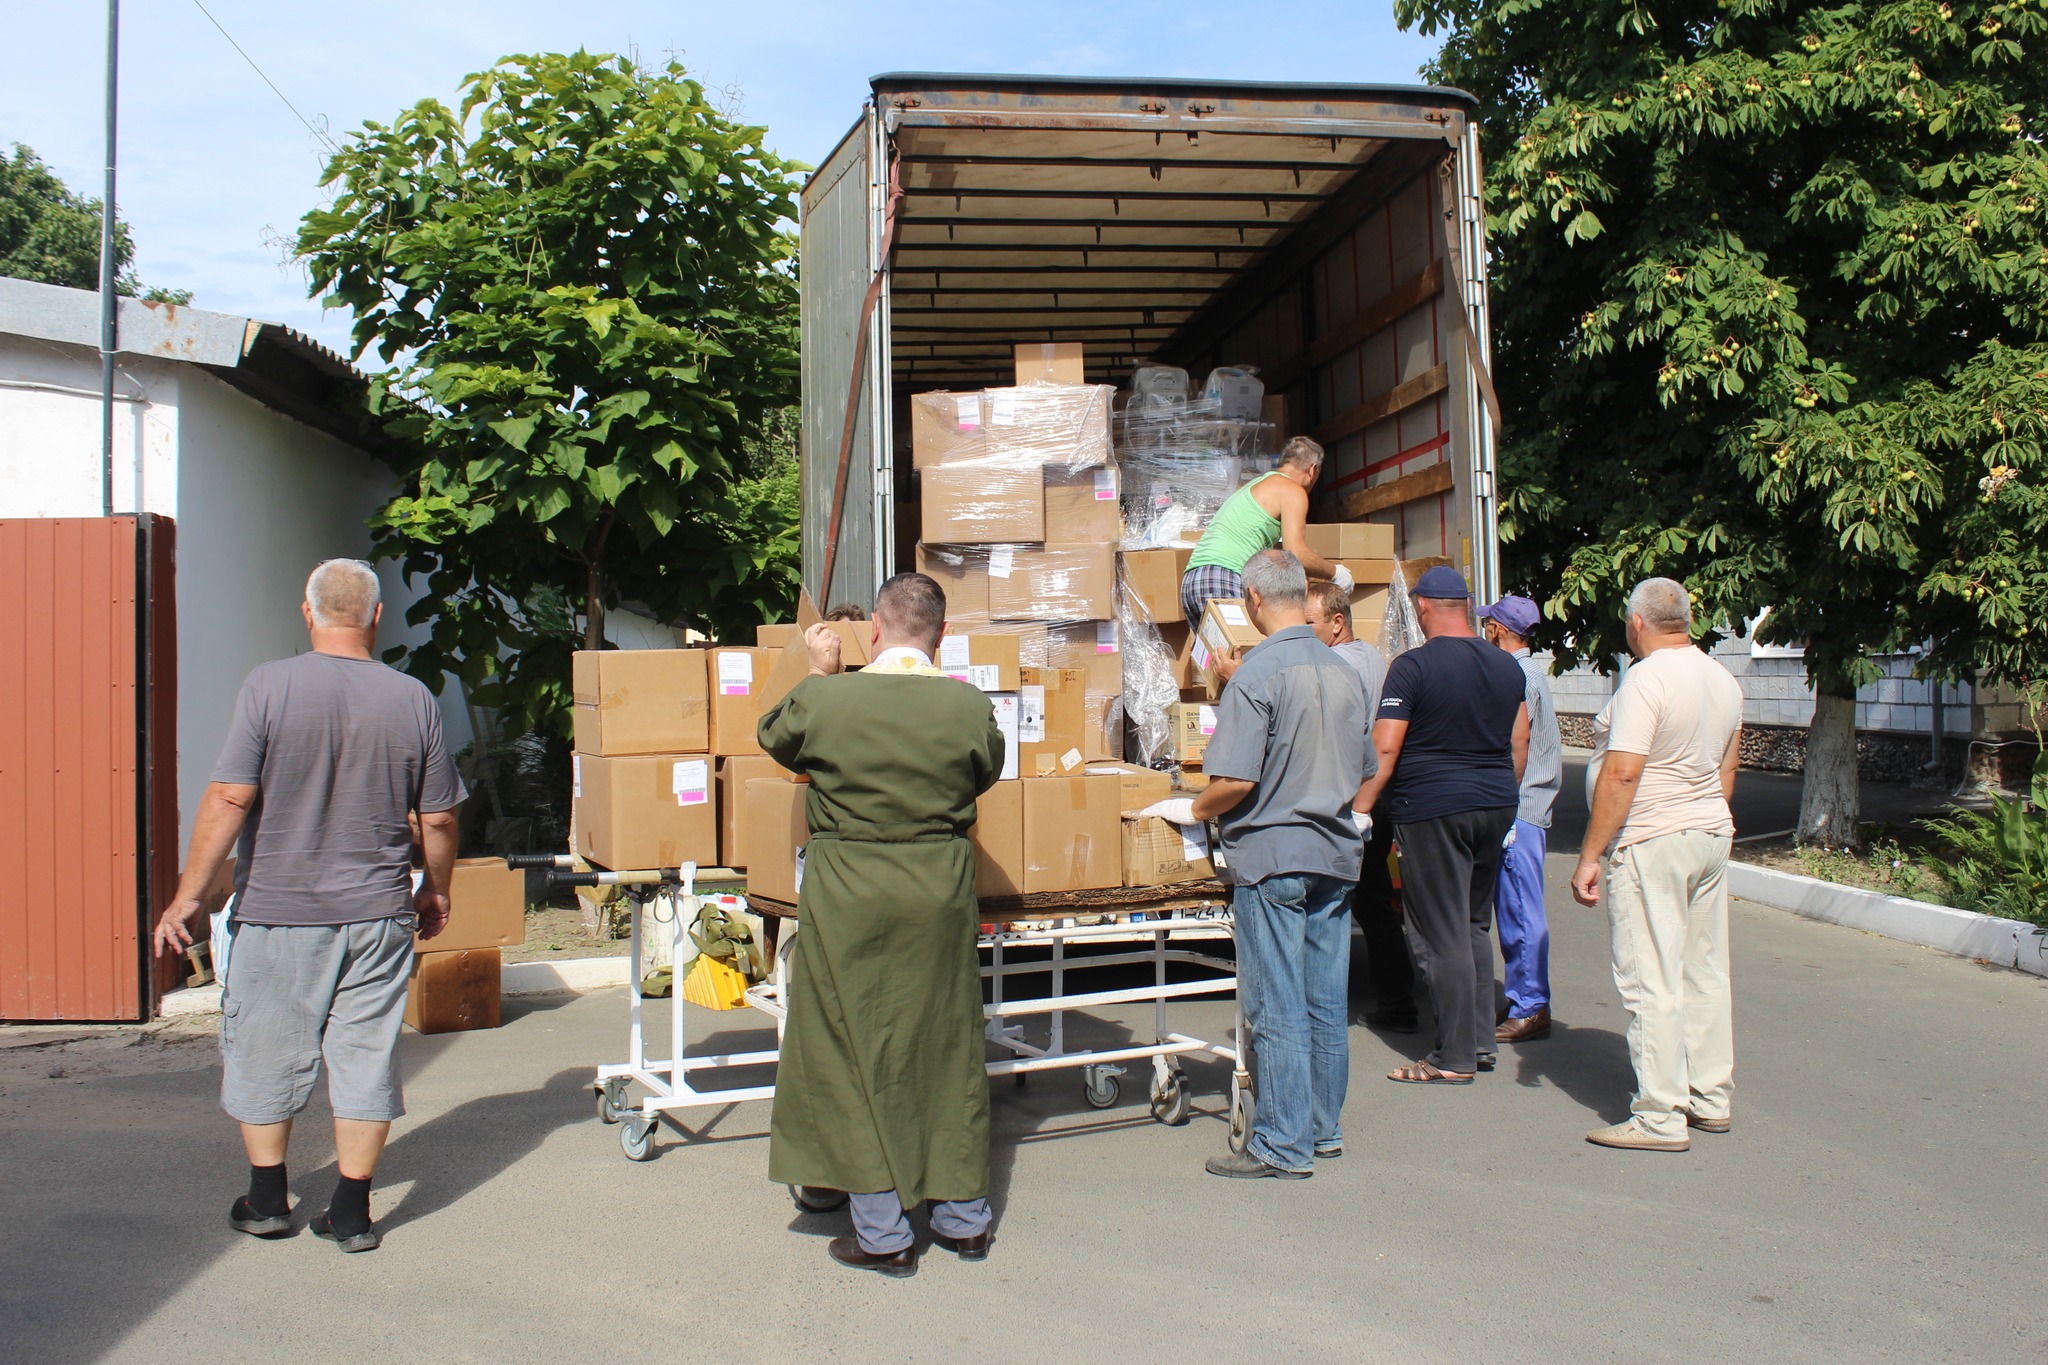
[509,856,1252,1162]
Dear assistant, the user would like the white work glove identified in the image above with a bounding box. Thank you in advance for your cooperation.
[1503,825,1518,849]
[1331,562,1355,594]
[1136,798,1200,827]
[1350,810,1373,839]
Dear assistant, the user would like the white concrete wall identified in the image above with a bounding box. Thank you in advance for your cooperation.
[171,371,471,849]
[0,337,177,518]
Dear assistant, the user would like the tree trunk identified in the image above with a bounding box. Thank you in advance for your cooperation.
[1798,690,1861,847]
[583,556,606,650]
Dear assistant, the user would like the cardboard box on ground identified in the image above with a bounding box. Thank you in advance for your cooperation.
[406,949,501,1034]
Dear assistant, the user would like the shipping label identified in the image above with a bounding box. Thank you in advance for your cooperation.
[1094,469,1118,501]
[672,758,710,807]
[990,693,1021,781]
[1018,685,1047,743]
[1198,705,1217,735]
[954,393,980,430]
[1217,602,1250,629]
[967,664,1000,691]
[938,636,971,669]
[1096,621,1119,653]
[716,651,754,695]
[1180,822,1211,864]
[572,754,582,799]
[988,545,1016,580]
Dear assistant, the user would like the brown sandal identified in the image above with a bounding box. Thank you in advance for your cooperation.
[1387,1060,1474,1085]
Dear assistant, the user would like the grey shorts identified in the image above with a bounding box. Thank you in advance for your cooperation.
[220,917,416,1125]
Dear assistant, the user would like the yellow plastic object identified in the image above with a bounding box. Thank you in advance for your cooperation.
[681,954,750,1011]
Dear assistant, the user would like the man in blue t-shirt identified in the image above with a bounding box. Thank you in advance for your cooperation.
[1351,567,1529,1084]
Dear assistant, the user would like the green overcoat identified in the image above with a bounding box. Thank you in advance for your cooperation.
[757,669,1006,1207]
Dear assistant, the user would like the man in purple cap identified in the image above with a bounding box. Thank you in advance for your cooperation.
[1477,594,1561,1043]
[1351,566,1529,1084]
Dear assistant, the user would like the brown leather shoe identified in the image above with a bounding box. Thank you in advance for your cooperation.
[932,1231,991,1261]
[1687,1112,1731,1133]
[828,1236,917,1278]
[1495,1007,1551,1042]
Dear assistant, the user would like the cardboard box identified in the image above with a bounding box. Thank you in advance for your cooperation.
[986,543,1117,621]
[911,389,989,469]
[744,776,810,904]
[980,384,1113,468]
[718,756,799,869]
[1193,599,1265,699]
[916,543,990,622]
[1335,557,1398,589]
[1159,622,1195,690]
[1352,585,1392,643]
[1043,467,1120,543]
[1044,620,1121,674]
[572,649,709,756]
[755,622,876,716]
[574,752,719,871]
[1304,522,1397,561]
[1016,667,1091,778]
[972,779,1026,897]
[936,631,1022,692]
[756,622,799,649]
[707,647,772,756]
[1121,816,1216,888]
[1020,773,1121,894]
[1169,701,1219,765]
[1082,689,1123,762]
[1083,760,1174,815]
[423,858,528,953]
[1121,548,1191,625]
[1014,341,1085,386]
[405,948,501,1034]
[922,461,1046,544]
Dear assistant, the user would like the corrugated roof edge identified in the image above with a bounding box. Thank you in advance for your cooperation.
[869,72,1477,106]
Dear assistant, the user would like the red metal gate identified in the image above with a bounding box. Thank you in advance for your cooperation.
[0,516,178,1021]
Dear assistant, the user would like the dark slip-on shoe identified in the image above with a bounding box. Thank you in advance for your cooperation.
[228,1196,293,1239]
[1205,1149,1312,1180]
[309,1210,382,1253]
[828,1236,917,1278]
[931,1231,991,1261]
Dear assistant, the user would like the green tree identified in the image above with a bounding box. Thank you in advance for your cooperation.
[1400,0,2048,842]
[298,52,804,736]
[0,143,192,302]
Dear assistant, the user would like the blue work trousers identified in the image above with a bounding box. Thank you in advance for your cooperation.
[849,1192,990,1255]
[1495,820,1551,1018]
[1232,872,1353,1173]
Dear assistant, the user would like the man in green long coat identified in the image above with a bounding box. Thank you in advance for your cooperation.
[757,572,1006,1278]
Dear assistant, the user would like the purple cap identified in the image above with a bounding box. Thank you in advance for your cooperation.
[1478,595,1541,636]
[1412,565,1471,600]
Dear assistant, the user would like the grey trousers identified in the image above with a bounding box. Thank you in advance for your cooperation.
[849,1191,991,1254]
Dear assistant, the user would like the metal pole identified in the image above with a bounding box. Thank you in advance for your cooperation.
[99,0,120,519]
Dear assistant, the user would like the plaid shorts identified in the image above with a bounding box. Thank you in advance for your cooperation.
[1180,564,1244,632]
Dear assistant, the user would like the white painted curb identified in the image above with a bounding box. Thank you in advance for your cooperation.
[1728,862,2047,977]
[156,955,633,1017]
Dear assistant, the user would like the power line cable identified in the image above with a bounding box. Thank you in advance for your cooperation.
[189,0,338,153]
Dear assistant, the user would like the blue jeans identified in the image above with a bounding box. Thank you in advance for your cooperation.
[1232,872,1353,1173]
[1495,821,1551,1017]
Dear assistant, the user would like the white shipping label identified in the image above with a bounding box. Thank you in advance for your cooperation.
[716,651,754,695]
[938,635,971,669]
[991,694,1021,781]
[1198,705,1218,735]
[793,846,806,895]
[1096,621,1119,654]
[1060,747,1083,772]
[988,545,1016,580]
[954,393,980,429]
[1217,603,1250,629]
[967,664,1001,691]
[1094,468,1118,501]
[1201,618,1230,658]
[1180,823,1211,864]
[989,391,1018,426]
[572,754,583,799]
[1019,685,1047,743]
[1151,481,1172,509]
[1192,637,1213,672]
[672,759,710,807]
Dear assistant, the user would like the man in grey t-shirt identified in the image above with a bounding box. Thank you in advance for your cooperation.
[1139,550,1368,1180]
[155,559,465,1252]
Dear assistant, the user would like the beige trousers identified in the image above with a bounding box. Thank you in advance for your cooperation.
[1605,830,1734,1139]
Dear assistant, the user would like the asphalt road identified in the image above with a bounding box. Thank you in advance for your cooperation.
[3,854,2042,1364]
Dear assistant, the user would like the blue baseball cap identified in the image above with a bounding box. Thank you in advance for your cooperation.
[1477,595,1541,636]
[1412,566,1471,600]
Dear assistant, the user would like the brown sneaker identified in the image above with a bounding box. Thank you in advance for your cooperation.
[1585,1121,1689,1152]
[1687,1112,1731,1134]
[1495,1007,1552,1043]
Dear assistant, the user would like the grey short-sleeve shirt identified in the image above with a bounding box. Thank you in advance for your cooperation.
[212,652,467,926]
[1202,625,1369,885]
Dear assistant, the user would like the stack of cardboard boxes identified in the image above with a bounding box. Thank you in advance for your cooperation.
[405,857,527,1034]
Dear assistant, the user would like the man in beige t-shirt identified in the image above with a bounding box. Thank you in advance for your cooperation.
[1571,578,1743,1153]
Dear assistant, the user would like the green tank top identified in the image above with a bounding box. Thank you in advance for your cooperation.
[1187,472,1284,573]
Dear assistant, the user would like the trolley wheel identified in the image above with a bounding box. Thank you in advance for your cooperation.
[1082,1069,1121,1110]
[595,1079,626,1125]
[620,1115,657,1162]
[1149,1071,1191,1127]
[1228,1075,1254,1153]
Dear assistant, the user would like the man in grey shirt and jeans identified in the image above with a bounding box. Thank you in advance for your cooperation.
[1141,550,1368,1179]
[155,559,466,1252]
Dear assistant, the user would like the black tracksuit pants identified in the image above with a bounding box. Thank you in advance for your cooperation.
[1393,806,1517,1075]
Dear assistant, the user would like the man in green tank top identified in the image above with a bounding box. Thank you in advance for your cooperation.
[1180,437,1351,631]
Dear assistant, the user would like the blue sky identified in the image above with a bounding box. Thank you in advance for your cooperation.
[2,2,1440,362]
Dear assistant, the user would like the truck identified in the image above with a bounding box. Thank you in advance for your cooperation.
[797,72,1500,611]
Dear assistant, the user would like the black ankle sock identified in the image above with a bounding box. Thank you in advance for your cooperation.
[328,1175,373,1237]
[247,1163,289,1218]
